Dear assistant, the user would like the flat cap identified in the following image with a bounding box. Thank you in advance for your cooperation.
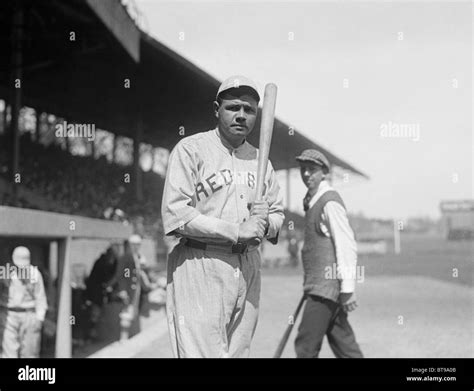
[295,149,330,170]
[216,75,260,101]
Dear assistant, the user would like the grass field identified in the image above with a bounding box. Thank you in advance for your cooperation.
[358,233,473,287]
[132,233,473,358]
[263,233,473,287]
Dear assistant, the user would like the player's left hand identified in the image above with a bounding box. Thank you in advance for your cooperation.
[339,292,358,312]
[250,200,269,226]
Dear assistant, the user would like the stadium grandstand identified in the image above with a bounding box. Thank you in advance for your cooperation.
[0,0,368,357]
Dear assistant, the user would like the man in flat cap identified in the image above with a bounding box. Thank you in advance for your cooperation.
[294,149,363,358]
[161,75,284,357]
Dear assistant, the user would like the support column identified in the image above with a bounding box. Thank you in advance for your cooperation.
[34,110,41,142]
[151,146,156,173]
[2,101,8,135]
[64,132,70,153]
[133,118,143,201]
[55,236,72,358]
[90,135,95,158]
[9,0,24,203]
[48,241,58,311]
[112,134,117,163]
[133,67,144,201]
[393,219,401,254]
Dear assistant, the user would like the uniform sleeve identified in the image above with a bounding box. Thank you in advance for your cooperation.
[324,201,358,293]
[175,215,240,244]
[263,160,285,245]
[34,270,48,322]
[161,141,240,242]
[161,141,201,235]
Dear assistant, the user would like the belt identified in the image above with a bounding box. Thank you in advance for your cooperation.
[0,306,35,313]
[184,238,249,254]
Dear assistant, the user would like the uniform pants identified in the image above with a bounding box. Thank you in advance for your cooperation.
[0,310,42,358]
[166,242,261,358]
[295,294,363,358]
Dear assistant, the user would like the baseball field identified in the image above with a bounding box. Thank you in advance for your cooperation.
[131,233,473,358]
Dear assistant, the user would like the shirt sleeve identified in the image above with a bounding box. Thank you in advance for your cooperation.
[175,214,240,244]
[323,201,358,293]
[263,160,285,244]
[161,141,201,235]
[161,140,240,242]
[34,270,48,322]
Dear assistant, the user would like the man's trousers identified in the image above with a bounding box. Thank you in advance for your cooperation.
[294,294,363,358]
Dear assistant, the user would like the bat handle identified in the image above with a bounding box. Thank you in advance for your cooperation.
[248,199,266,245]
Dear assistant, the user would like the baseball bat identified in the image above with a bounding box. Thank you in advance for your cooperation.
[255,83,278,200]
[251,83,277,244]
[273,294,306,358]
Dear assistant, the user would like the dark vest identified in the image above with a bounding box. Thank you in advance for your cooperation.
[301,190,345,303]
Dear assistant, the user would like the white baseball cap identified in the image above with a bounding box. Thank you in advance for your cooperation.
[12,246,31,267]
[216,75,260,101]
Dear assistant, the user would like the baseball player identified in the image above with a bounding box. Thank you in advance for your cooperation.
[161,75,285,358]
[293,149,363,358]
[0,246,48,358]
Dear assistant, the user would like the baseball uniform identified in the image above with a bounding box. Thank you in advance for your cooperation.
[0,264,47,358]
[162,127,284,358]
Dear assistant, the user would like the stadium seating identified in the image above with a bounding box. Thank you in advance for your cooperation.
[0,134,164,237]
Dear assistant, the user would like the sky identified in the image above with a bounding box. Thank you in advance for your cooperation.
[135,0,472,219]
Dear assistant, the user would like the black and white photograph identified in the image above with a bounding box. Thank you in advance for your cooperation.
[0,0,472,387]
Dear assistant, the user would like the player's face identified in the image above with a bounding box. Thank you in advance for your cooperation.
[214,91,258,148]
[300,162,325,192]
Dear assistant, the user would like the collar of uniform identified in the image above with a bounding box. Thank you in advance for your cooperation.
[211,127,247,154]
[308,180,333,210]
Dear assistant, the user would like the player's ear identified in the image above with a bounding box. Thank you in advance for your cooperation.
[213,101,220,119]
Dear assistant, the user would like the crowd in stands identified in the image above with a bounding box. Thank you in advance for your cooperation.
[0,134,165,237]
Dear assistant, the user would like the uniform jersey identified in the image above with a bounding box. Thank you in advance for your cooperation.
[161,127,284,245]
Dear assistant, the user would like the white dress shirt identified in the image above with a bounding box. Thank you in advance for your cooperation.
[308,180,358,293]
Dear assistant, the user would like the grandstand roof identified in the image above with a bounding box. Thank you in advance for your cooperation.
[0,0,368,177]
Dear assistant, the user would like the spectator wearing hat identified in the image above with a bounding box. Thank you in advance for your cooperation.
[0,246,48,358]
[294,149,363,358]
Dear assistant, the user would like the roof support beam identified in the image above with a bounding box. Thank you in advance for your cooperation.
[9,0,24,205]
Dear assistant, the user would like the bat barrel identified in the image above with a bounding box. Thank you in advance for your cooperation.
[255,83,278,200]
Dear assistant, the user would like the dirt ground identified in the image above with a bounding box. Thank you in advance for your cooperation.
[133,274,472,358]
[132,234,473,358]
